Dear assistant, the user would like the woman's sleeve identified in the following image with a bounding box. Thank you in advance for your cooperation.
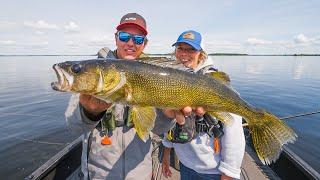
[218,113,245,179]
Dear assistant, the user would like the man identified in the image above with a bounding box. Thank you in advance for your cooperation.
[66,13,202,180]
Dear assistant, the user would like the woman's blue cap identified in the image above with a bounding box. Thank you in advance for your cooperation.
[172,30,202,50]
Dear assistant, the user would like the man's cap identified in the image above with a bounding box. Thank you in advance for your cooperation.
[116,13,148,35]
[172,30,202,50]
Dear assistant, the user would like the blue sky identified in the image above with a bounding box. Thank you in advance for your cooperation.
[0,0,319,54]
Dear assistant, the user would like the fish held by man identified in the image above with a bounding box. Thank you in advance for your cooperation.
[51,58,297,165]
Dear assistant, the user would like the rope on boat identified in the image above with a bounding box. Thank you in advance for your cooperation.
[242,109,320,127]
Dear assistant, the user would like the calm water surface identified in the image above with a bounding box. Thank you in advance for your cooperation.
[0,56,319,179]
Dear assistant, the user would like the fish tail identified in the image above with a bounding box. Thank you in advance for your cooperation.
[248,111,297,165]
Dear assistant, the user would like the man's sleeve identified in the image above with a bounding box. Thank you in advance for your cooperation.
[65,94,100,135]
[218,113,245,179]
[97,47,116,58]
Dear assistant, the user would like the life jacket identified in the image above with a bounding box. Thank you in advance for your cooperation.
[96,48,149,145]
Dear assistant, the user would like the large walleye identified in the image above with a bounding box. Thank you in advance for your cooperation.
[51,58,296,165]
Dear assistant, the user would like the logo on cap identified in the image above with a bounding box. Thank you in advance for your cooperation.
[182,32,195,40]
[124,17,137,21]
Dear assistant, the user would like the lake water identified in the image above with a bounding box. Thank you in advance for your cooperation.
[0,55,319,179]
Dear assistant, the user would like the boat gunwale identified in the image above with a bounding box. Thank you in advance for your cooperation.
[25,136,83,180]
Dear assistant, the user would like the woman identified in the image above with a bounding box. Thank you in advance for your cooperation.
[161,30,245,180]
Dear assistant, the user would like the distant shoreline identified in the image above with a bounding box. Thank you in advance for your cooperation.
[0,55,96,57]
[149,53,320,56]
[0,53,319,57]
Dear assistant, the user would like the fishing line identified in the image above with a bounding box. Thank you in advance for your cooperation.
[0,112,70,145]
[0,131,67,146]
[279,110,320,120]
[0,112,57,118]
[242,109,320,127]
[14,136,67,146]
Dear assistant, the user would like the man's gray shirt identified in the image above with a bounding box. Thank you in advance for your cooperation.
[65,48,173,180]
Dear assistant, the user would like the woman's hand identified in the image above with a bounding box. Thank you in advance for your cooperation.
[162,106,206,125]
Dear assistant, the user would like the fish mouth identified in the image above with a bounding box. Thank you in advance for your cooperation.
[51,64,73,92]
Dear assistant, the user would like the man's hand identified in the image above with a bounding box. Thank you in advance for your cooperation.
[162,106,205,125]
[79,94,112,116]
[162,148,172,178]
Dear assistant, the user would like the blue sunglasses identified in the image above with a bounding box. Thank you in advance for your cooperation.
[117,31,146,45]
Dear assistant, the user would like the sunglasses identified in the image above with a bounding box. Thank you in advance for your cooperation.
[117,31,146,45]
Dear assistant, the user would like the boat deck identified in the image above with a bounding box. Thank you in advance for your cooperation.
[27,135,319,180]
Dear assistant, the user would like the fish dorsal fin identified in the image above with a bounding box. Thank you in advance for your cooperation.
[129,106,156,141]
[138,57,175,64]
[209,71,231,85]
[208,71,240,96]
[137,57,190,71]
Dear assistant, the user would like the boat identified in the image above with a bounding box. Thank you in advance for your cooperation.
[25,130,320,180]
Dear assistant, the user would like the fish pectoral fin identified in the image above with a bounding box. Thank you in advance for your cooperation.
[124,84,133,102]
[207,111,234,125]
[130,106,156,142]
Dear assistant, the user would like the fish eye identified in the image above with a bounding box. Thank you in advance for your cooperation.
[71,64,82,73]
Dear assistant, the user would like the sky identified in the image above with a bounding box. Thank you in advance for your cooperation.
[0,0,319,55]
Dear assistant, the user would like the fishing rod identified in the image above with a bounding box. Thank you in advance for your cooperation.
[242,109,320,127]
[279,110,320,120]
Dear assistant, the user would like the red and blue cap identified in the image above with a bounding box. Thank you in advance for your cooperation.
[172,30,202,50]
[116,13,148,35]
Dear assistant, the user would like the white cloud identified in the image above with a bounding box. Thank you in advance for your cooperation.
[66,41,75,46]
[87,35,114,47]
[35,31,45,35]
[245,38,292,51]
[0,40,49,50]
[146,42,172,53]
[66,41,80,48]
[293,34,320,46]
[202,41,243,54]
[314,36,320,45]
[0,21,17,29]
[24,20,59,30]
[294,34,309,44]
[0,40,16,46]
[246,38,272,45]
[205,41,241,48]
[26,41,49,49]
[64,22,80,33]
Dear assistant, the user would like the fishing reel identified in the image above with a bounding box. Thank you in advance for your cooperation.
[167,115,197,143]
[196,113,224,138]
